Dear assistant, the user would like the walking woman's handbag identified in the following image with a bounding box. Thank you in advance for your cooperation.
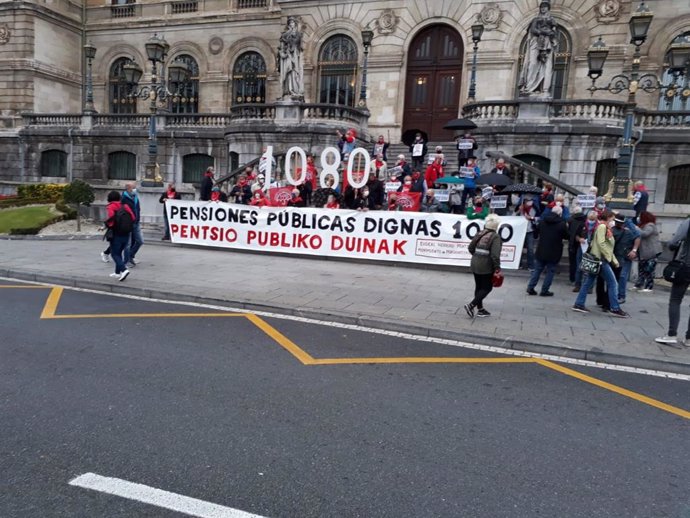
[579,241,601,276]
[492,270,504,288]
[663,223,690,283]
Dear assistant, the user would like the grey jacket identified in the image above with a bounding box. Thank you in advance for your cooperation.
[638,222,662,261]
[469,229,502,275]
[669,218,690,266]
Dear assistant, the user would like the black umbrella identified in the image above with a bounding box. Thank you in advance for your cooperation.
[443,118,478,131]
[401,129,429,147]
[501,183,543,195]
[476,173,512,187]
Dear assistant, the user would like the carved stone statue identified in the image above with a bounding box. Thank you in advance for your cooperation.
[518,1,558,97]
[277,17,304,100]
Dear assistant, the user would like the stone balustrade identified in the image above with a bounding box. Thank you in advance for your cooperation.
[462,101,519,120]
[20,103,369,130]
[635,110,690,128]
[550,100,626,121]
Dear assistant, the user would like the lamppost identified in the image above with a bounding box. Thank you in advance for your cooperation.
[123,34,189,187]
[587,1,690,208]
[83,42,97,114]
[468,23,484,102]
[358,26,374,112]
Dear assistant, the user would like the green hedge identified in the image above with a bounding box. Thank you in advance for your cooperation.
[17,183,66,202]
[55,200,77,220]
[8,215,64,235]
[0,198,46,209]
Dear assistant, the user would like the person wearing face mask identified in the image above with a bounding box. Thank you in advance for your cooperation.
[425,155,444,189]
[540,182,554,211]
[121,182,143,267]
[366,172,385,210]
[398,176,413,193]
[543,193,570,221]
[567,205,587,291]
[593,196,606,216]
[230,175,252,204]
[421,189,440,213]
[459,156,480,213]
[410,170,427,194]
[409,133,427,171]
[371,135,389,162]
[490,158,510,177]
[518,197,538,271]
[526,205,569,297]
[572,210,629,317]
[467,195,489,220]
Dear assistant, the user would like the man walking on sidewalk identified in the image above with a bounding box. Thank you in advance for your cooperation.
[122,182,143,267]
[526,204,568,296]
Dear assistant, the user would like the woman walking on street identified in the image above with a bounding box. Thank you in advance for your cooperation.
[465,214,502,318]
[632,211,662,292]
[572,210,629,317]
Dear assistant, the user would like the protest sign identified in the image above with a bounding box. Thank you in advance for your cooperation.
[412,143,424,157]
[166,201,528,269]
[577,194,596,208]
[481,186,494,199]
[459,167,476,179]
[457,139,474,150]
[490,195,508,209]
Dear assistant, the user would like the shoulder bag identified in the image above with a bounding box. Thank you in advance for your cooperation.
[579,238,601,276]
[662,223,690,283]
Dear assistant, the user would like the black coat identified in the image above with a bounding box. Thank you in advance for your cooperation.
[567,212,586,253]
[200,175,213,201]
[536,212,569,263]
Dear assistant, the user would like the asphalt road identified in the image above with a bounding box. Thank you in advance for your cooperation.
[1,283,688,518]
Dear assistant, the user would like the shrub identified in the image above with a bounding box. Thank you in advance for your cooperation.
[61,179,95,231]
[9,215,64,235]
[55,200,77,220]
[17,183,66,202]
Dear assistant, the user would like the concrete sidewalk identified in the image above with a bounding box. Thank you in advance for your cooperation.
[1,238,688,374]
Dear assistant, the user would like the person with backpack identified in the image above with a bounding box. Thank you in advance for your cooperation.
[105,190,135,281]
[122,182,143,267]
[464,214,502,318]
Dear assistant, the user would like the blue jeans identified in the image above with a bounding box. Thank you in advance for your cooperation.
[125,222,144,263]
[524,232,535,270]
[617,258,632,300]
[527,259,556,294]
[573,247,583,287]
[110,234,129,274]
[575,261,620,311]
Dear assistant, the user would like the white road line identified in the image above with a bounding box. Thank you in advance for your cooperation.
[69,473,269,518]
[4,276,689,381]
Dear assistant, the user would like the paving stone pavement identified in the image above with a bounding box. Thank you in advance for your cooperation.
[1,237,689,374]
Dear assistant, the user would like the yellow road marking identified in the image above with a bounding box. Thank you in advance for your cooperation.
[310,357,536,365]
[244,314,316,365]
[27,285,690,420]
[45,312,247,319]
[537,359,690,420]
[40,286,63,319]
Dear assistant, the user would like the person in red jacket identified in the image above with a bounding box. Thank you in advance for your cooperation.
[249,190,269,207]
[425,155,444,188]
[105,190,136,281]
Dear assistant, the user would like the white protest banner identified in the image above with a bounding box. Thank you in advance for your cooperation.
[481,186,494,199]
[434,189,450,202]
[166,200,528,269]
[459,167,476,179]
[412,143,424,157]
[384,181,401,193]
[490,195,508,209]
[577,194,596,208]
[387,166,404,178]
[457,139,474,150]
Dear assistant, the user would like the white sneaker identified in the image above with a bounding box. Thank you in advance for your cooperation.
[101,252,110,263]
[119,269,130,282]
[655,335,679,345]
[109,273,119,278]
[641,288,653,293]
[129,258,138,265]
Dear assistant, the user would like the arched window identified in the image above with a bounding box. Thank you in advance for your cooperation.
[232,52,267,105]
[40,150,68,177]
[183,153,214,183]
[318,35,358,106]
[109,57,137,114]
[169,55,199,114]
[666,164,690,204]
[108,151,136,180]
[594,159,617,196]
[658,31,690,111]
[516,26,572,100]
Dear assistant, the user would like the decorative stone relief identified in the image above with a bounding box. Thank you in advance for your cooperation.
[596,0,621,23]
[477,3,502,31]
[0,24,10,45]
[375,9,398,35]
[208,36,223,55]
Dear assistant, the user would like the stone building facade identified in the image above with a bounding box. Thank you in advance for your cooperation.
[0,0,689,223]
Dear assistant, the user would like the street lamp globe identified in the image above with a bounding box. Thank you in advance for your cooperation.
[668,36,690,74]
[361,27,374,49]
[629,2,653,47]
[123,59,143,85]
[167,60,190,84]
[84,42,97,60]
[145,33,166,63]
[471,24,484,44]
[587,37,609,80]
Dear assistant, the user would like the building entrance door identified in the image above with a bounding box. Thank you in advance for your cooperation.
[403,25,464,141]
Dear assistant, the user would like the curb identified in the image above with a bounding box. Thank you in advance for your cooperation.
[2,268,688,376]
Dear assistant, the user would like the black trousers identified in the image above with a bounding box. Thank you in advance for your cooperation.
[471,273,494,309]
[568,248,577,283]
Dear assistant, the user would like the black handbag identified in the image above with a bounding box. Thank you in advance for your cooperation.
[579,240,601,275]
[662,223,690,283]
